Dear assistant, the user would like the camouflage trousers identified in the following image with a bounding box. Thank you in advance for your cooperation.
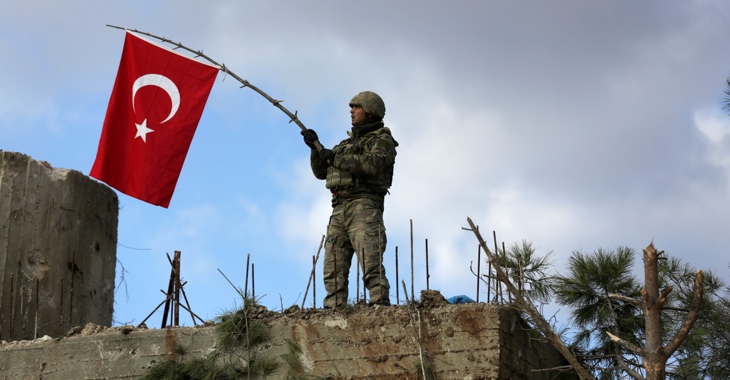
[323,196,390,308]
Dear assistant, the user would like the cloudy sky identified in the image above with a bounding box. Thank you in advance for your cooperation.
[3,1,730,326]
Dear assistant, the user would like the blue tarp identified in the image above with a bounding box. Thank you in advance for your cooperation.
[447,295,475,304]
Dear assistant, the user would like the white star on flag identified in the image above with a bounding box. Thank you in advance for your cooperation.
[135,119,154,142]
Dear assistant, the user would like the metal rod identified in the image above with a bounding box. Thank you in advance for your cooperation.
[174,251,181,327]
[410,219,414,304]
[139,298,169,328]
[379,225,383,302]
[425,238,430,291]
[244,253,250,298]
[252,263,255,301]
[476,244,481,303]
[161,253,175,328]
[488,260,492,302]
[502,242,512,303]
[179,283,198,325]
[217,268,245,299]
[302,235,325,308]
[313,255,317,309]
[493,231,501,303]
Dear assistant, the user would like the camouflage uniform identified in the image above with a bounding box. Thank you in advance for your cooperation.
[310,120,398,308]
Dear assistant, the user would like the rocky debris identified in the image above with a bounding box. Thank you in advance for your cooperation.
[10,290,466,342]
[417,289,449,308]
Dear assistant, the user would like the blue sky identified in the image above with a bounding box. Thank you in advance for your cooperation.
[3,1,730,327]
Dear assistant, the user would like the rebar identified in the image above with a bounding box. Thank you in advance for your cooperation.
[302,235,325,309]
[410,219,414,304]
[503,241,510,303]
[161,253,175,328]
[379,225,383,302]
[493,231,501,303]
[425,238,430,291]
[476,244,481,303]
[244,253,250,298]
[174,251,181,327]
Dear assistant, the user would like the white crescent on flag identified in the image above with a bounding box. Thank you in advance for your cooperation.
[132,74,181,124]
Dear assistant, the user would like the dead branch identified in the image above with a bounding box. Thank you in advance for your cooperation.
[658,286,673,306]
[465,217,596,380]
[606,332,643,356]
[604,291,645,380]
[608,293,643,308]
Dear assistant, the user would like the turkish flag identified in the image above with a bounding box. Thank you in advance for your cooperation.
[90,31,218,208]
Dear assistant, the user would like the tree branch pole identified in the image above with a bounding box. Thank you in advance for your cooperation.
[106,24,325,151]
[465,217,596,380]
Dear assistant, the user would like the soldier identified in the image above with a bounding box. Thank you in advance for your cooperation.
[301,91,398,308]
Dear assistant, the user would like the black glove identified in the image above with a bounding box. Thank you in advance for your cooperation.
[301,129,319,149]
[318,148,335,164]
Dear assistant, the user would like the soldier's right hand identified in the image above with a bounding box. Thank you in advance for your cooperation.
[301,129,319,149]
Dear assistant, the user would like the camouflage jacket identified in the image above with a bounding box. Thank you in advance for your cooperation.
[310,122,398,201]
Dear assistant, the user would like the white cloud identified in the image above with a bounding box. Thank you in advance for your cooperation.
[694,108,730,175]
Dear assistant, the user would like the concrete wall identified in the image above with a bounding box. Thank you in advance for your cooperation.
[0,151,118,341]
[0,303,575,379]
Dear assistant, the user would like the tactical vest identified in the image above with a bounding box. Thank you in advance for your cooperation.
[325,127,397,195]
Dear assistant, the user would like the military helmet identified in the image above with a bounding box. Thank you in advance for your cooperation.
[349,91,386,120]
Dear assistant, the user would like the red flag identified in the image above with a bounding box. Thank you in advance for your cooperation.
[90,31,218,208]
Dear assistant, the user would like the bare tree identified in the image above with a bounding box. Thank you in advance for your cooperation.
[606,243,704,380]
[466,217,596,380]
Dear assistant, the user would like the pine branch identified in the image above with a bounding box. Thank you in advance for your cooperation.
[663,270,704,356]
